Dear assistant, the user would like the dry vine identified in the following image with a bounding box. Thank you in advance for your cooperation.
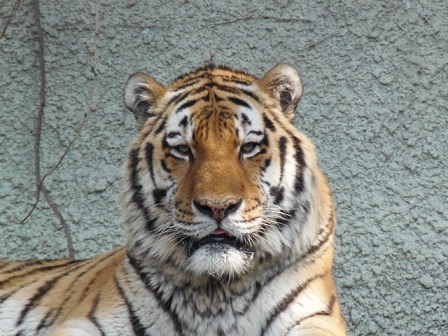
[16,0,100,259]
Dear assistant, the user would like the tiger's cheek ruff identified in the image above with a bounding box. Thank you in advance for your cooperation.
[121,124,190,266]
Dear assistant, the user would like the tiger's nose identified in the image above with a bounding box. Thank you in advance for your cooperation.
[193,198,242,222]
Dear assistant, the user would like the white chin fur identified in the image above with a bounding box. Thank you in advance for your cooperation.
[186,244,252,279]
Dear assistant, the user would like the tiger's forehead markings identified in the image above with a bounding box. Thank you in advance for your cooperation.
[162,66,267,146]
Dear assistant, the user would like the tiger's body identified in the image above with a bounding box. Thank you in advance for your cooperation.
[0,64,346,335]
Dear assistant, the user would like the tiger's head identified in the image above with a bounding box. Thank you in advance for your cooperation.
[122,64,329,280]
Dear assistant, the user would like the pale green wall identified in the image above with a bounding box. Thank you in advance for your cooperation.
[1,1,447,334]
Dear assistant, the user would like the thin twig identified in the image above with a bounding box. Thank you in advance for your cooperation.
[0,0,20,40]
[19,125,86,226]
[206,15,312,27]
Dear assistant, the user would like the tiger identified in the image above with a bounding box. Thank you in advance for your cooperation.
[0,64,346,336]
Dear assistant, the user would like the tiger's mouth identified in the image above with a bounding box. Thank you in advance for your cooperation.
[193,230,255,258]
[196,232,239,247]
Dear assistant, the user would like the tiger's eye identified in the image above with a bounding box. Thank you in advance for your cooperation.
[175,145,190,154]
[241,142,258,153]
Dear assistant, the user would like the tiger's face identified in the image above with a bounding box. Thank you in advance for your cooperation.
[123,65,319,279]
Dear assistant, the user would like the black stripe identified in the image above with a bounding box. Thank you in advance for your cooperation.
[239,254,307,316]
[212,84,260,103]
[161,159,171,173]
[221,76,252,86]
[115,276,148,336]
[153,188,167,206]
[270,186,284,205]
[16,262,86,326]
[179,116,188,128]
[277,209,296,226]
[292,137,305,194]
[241,113,251,126]
[202,91,211,102]
[212,83,240,95]
[127,254,183,334]
[154,119,166,135]
[263,115,276,131]
[166,86,208,108]
[306,209,334,256]
[35,250,124,331]
[240,88,260,103]
[262,157,271,172]
[175,99,198,113]
[261,272,328,335]
[172,78,200,91]
[165,90,190,108]
[35,309,57,333]
[130,148,156,231]
[278,136,287,183]
[167,131,181,138]
[228,96,251,109]
[145,143,156,186]
[247,130,262,136]
[286,295,336,334]
[88,294,107,336]
[0,260,84,289]
[1,260,47,274]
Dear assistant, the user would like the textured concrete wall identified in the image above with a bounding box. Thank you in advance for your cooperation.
[0,0,446,334]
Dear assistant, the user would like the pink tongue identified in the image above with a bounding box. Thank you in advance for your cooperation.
[211,228,227,235]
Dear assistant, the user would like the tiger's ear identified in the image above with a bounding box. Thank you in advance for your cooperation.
[124,72,165,129]
[260,64,303,121]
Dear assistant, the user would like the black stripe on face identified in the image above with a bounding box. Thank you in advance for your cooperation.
[167,131,181,138]
[278,136,287,182]
[262,158,271,172]
[240,88,260,103]
[179,116,188,128]
[276,209,296,226]
[161,159,171,173]
[175,99,198,114]
[263,115,276,131]
[270,186,284,205]
[166,86,208,108]
[155,119,166,135]
[261,272,328,335]
[153,189,167,207]
[130,148,157,231]
[115,277,148,336]
[241,113,251,126]
[292,137,306,194]
[165,90,190,109]
[145,143,156,186]
[173,79,201,91]
[248,130,263,136]
[228,96,251,109]
[127,254,183,334]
